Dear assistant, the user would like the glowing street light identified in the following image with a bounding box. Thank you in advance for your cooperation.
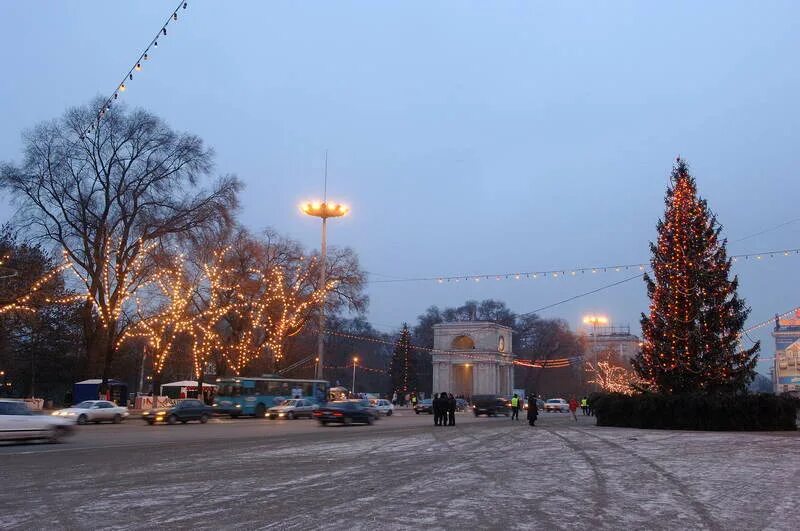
[352,356,359,396]
[301,200,350,381]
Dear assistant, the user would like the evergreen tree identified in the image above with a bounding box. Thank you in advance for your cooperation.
[632,158,758,394]
[390,324,418,397]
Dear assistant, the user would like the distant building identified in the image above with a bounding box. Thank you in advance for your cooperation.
[585,325,641,364]
[772,313,800,395]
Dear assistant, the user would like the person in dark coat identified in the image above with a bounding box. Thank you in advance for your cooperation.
[527,399,538,426]
[447,393,456,426]
[433,393,443,426]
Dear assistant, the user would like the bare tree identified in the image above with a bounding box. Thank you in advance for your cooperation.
[0,100,240,386]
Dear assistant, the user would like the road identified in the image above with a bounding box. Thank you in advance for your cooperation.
[2,409,798,530]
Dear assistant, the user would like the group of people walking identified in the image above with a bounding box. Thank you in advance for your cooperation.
[432,392,456,426]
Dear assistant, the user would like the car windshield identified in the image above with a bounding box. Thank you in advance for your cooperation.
[547,399,561,403]
[421,399,432,405]
[282,400,299,406]
[75,401,96,408]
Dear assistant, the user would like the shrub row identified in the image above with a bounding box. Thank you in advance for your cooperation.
[590,392,799,431]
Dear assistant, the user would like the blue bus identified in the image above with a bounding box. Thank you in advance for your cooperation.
[213,376,330,418]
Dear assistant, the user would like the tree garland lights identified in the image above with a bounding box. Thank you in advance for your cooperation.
[633,158,759,394]
[585,360,643,395]
[82,0,190,138]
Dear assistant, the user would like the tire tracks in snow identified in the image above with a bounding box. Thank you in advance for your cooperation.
[573,427,720,531]
[540,427,610,529]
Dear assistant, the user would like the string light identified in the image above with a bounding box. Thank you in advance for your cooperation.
[371,247,800,286]
[81,0,190,138]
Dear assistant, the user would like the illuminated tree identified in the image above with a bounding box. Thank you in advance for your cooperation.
[585,361,642,395]
[632,158,758,394]
[390,324,418,397]
[0,100,240,385]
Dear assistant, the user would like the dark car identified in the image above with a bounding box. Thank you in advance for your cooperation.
[413,399,433,414]
[314,400,375,426]
[455,398,469,412]
[143,399,213,425]
[472,395,510,417]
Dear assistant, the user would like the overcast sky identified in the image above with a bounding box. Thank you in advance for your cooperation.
[2,1,799,373]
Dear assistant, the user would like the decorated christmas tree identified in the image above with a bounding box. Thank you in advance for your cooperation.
[390,324,418,398]
[632,158,759,394]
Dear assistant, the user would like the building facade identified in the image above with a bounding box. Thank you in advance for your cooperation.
[431,322,513,398]
[585,325,641,364]
[772,313,800,395]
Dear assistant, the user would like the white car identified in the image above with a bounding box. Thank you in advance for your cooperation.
[544,398,570,413]
[52,400,130,425]
[0,399,74,442]
[370,399,395,416]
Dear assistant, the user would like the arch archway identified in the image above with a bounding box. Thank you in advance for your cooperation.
[451,335,475,350]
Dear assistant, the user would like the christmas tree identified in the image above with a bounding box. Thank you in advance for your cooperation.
[632,158,759,394]
[390,324,418,398]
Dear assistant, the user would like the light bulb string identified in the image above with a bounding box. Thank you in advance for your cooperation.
[368,246,800,285]
[83,0,190,137]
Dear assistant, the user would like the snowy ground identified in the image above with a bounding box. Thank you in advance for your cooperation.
[1,413,797,530]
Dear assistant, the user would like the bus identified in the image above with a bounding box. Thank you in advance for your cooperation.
[213,376,330,418]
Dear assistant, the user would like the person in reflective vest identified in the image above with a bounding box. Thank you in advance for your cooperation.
[510,394,521,421]
[580,396,589,415]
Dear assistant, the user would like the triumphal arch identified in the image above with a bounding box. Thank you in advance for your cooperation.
[431,321,514,398]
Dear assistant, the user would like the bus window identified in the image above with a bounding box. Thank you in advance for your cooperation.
[219,383,240,396]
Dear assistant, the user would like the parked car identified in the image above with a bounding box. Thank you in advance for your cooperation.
[370,399,395,416]
[268,399,318,420]
[414,399,433,414]
[143,399,213,425]
[544,398,570,412]
[0,399,73,442]
[472,395,510,417]
[314,400,375,426]
[455,398,469,412]
[52,400,130,425]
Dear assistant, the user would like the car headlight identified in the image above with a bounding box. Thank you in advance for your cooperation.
[278,413,285,417]
[235,404,241,408]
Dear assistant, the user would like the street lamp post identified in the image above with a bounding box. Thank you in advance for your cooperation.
[582,314,609,390]
[352,356,359,396]
[300,201,349,381]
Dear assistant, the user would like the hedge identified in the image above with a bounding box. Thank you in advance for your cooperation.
[590,392,799,431]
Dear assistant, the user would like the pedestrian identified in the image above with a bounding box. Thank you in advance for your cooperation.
[447,393,456,426]
[580,396,588,415]
[432,393,442,426]
[527,398,538,426]
[411,394,417,409]
[439,393,449,426]
[510,393,521,421]
[568,396,579,422]
[392,392,398,406]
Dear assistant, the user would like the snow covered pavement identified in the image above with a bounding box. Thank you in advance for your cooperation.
[1,414,797,530]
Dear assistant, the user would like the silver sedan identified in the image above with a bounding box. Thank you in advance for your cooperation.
[52,400,130,425]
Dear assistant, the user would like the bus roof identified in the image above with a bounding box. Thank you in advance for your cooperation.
[215,376,329,384]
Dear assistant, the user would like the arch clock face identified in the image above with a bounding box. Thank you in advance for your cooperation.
[498,336,505,352]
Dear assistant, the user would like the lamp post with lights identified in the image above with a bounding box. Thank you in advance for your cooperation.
[583,314,609,390]
[300,201,350,381]
[352,356,359,396]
